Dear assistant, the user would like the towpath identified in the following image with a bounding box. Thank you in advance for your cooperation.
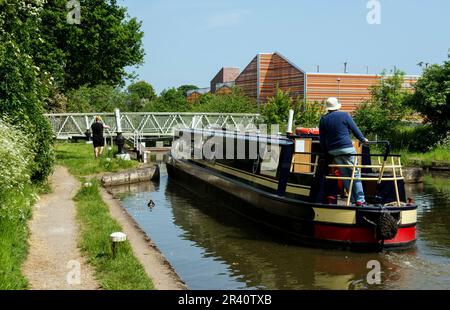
[22,166,98,290]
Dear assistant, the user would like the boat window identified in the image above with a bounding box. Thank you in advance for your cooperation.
[260,144,280,178]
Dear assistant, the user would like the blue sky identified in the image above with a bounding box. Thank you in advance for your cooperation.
[121,0,450,93]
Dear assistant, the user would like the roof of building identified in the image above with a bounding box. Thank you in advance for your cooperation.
[216,81,235,89]
[306,72,421,78]
[186,87,210,96]
[211,67,240,83]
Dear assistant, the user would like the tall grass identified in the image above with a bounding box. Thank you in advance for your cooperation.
[0,186,36,289]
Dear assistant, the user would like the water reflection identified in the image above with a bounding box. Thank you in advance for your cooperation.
[118,167,450,290]
[107,181,156,197]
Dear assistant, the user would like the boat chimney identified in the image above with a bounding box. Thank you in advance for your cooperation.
[287,109,294,135]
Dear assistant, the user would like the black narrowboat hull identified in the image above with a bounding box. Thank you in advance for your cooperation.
[167,157,417,251]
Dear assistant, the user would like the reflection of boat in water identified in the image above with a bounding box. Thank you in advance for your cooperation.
[165,179,400,289]
[167,127,418,250]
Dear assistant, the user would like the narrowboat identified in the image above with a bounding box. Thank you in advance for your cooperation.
[167,126,417,251]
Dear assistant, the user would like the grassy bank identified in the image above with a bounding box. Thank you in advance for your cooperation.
[0,184,47,290]
[55,142,154,289]
[55,142,138,177]
[75,180,153,289]
[400,147,450,167]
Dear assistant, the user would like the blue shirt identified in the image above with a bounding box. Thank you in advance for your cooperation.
[319,111,366,152]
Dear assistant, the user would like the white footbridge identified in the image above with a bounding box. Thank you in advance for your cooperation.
[45,110,261,140]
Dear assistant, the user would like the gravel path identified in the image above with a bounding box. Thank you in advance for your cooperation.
[23,166,99,290]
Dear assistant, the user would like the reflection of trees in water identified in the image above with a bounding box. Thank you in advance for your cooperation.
[407,173,450,252]
[164,178,399,289]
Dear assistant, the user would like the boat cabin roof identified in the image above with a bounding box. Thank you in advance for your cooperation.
[176,128,295,147]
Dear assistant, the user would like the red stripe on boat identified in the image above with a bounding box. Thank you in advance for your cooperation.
[314,225,416,244]
[384,226,416,244]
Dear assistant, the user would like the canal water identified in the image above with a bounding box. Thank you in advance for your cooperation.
[114,167,450,290]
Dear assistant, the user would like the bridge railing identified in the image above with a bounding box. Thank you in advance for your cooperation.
[44,111,261,139]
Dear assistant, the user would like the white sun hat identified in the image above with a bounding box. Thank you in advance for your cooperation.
[326,97,342,111]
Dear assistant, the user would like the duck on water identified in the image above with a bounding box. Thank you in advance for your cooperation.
[167,109,418,251]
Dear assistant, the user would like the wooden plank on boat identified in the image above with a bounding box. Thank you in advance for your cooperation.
[293,139,312,173]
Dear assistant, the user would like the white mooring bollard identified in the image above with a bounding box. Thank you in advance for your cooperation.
[110,232,127,258]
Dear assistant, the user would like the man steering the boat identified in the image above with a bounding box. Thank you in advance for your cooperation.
[319,97,369,206]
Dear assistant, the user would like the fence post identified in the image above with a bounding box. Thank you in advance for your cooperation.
[84,116,91,142]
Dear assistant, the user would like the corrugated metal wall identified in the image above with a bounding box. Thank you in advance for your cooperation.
[306,73,419,112]
[272,53,305,100]
[306,73,380,112]
[259,54,275,103]
[235,53,305,104]
[235,56,258,101]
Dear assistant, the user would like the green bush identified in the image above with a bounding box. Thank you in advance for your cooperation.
[0,34,54,182]
[295,100,325,128]
[0,119,34,220]
[434,131,450,150]
[261,88,323,131]
[388,124,438,152]
[353,71,411,141]
[0,119,39,289]
[381,123,447,153]
[261,88,294,131]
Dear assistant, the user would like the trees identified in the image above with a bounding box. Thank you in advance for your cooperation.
[262,88,294,129]
[295,100,325,128]
[261,88,322,130]
[0,0,54,182]
[353,70,411,139]
[38,0,145,90]
[158,88,190,112]
[1,0,145,178]
[142,88,189,112]
[407,56,450,136]
[66,84,127,113]
[190,88,257,113]
[178,85,199,96]
[126,81,156,111]
[127,81,156,101]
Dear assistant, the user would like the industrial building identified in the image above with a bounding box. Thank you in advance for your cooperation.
[210,67,240,93]
[187,52,420,112]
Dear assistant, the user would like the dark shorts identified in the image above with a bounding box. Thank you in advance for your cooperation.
[93,137,105,148]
